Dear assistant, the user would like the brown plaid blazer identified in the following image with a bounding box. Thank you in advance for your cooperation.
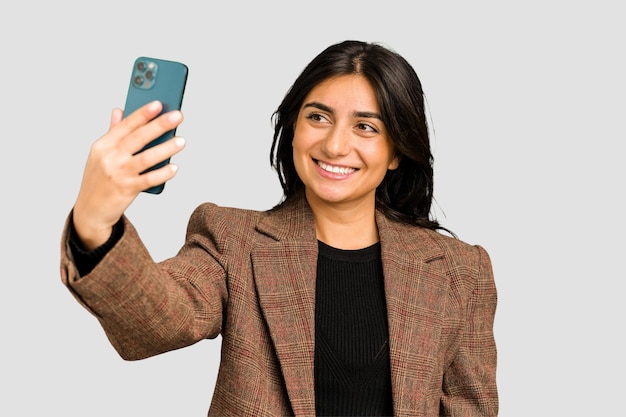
[60,195,498,416]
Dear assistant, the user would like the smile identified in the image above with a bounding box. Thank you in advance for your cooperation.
[316,160,357,175]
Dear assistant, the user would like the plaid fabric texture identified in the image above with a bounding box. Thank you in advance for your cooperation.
[60,195,498,416]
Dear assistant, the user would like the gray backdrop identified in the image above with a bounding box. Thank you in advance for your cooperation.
[2,1,624,415]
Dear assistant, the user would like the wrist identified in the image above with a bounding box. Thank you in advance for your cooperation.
[71,209,116,251]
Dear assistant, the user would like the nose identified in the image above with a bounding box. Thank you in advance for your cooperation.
[321,125,350,157]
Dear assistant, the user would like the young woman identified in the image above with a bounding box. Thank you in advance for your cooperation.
[61,40,498,416]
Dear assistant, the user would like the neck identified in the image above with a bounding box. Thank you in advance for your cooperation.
[306,191,379,250]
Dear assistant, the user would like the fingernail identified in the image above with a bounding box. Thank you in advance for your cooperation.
[169,111,182,122]
[175,137,185,147]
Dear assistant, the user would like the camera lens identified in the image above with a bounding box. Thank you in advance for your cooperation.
[145,70,154,80]
[133,75,144,87]
[136,61,146,72]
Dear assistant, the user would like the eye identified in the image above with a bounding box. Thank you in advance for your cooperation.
[305,112,330,124]
[356,122,378,134]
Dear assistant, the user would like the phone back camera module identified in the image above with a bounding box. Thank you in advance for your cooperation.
[132,60,159,89]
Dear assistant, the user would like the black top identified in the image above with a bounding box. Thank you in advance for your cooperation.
[315,240,393,416]
[68,215,124,276]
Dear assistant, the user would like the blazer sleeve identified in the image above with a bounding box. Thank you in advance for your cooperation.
[59,206,229,361]
[440,245,499,416]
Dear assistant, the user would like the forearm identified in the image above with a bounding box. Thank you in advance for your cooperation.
[61,215,226,360]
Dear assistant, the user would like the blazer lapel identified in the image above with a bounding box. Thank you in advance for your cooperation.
[250,199,449,414]
[251,197,318,416]
[376,212,447,411]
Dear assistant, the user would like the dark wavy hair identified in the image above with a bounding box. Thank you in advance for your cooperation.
[270,40,446,232]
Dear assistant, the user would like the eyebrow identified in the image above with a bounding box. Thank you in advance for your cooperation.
[302,101,383,120]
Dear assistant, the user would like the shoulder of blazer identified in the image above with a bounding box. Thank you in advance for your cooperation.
[254,195,317,242]
[187,197,485,267]
[189,201,265,225]
[185,202,266,250]
[375,211,485,267]
[185,197,315,245]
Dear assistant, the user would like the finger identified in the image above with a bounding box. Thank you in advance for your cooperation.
[119,109,184,156]
[115,100,164,136]
[131,136,186,178]
[109,108,124,128]
[134,163,180,192]
[97,101,163,151]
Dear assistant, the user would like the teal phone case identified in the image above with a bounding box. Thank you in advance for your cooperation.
[123,57,188,194]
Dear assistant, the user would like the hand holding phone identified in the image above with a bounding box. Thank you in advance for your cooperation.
[72,58,187,249]
[124,57,188,193]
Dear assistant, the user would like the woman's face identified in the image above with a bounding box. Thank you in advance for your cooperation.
[292,74,399,210]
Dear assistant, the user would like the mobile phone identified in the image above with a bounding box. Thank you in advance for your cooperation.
[123,56,188,194]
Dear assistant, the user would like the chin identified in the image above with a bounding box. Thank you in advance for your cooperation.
[306,187,345,203]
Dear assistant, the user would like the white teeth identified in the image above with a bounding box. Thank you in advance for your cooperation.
[317,160,356,175]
